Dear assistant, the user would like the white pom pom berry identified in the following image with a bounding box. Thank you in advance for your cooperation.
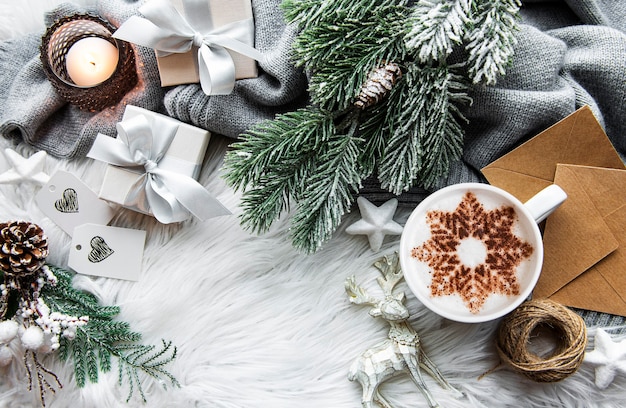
[21,326,45,350]
[0,320,19,344]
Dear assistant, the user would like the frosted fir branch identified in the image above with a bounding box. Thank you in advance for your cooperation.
[282,0,412,31]
[224,108,333,191]
[465,0,521,84]
[418,70,470,187]
[371,66,426,195]
[405,0,470,62]
[290,129,363,253]
[222,0,522,254]
[224,108,336,234]
[378,63,470,194]
[288,3,409,110]
[357,102,392,177]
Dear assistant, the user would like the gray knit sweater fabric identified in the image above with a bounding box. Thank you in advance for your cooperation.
[0,0,623,169]
[359,0,626,205]
[0,0,307,159]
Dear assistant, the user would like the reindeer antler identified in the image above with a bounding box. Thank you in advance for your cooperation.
[374,252,403,296]
[345,276,378,307]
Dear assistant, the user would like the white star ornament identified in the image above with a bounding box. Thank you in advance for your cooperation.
[585,329,626,389]
[346,197,403,252]
[0,148,50,185]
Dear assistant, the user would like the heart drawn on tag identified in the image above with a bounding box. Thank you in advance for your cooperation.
[54,188,79,213]
[87,236,114,263]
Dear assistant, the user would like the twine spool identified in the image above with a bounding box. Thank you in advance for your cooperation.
[495,299,587,382]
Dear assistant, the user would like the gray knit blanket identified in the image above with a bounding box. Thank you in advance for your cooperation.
[0,0,308,159]
[0,0,624,169]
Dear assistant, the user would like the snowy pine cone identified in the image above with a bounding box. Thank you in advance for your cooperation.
[0,221,49,277]
[354,62,402,109]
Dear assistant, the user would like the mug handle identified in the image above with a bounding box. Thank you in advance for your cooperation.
[523,184,568,223]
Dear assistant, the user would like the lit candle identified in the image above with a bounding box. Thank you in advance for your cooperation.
[65,37,119,87]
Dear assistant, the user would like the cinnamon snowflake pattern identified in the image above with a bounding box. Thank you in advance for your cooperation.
[411,191,534,313]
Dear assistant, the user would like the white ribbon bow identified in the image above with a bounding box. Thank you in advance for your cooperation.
[87,114,230,224]
[113,0,263,95]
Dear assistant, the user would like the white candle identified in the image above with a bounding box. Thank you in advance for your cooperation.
[65,37,119,87]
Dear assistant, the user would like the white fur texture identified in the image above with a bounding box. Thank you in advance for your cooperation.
[1,2,626,407]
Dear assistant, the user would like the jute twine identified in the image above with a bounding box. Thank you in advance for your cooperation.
[495,299,587,382]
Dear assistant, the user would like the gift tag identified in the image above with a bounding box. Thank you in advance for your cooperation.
[69,224,146,281]
[35,171,116,236]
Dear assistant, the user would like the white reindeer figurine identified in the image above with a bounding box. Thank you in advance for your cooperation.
[345,252,461,408]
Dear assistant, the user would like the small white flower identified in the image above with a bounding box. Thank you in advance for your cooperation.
[38,302,50,316]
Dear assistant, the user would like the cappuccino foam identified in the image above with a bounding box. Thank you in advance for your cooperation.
[405,187,537,318]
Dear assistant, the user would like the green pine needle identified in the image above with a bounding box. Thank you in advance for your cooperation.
[289,3,410,111]
[282,0,411,31]
[223,0,521,252]
[224,107,336,234]
[42,265,179,402]
[378,63,470,193]
[290,129,363,253]
[224,107,334,191]
[356,103,390,178]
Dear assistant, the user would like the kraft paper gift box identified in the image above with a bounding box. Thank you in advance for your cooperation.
[92,104,232,222]
[481,105,626,316]
[156,0,258,86]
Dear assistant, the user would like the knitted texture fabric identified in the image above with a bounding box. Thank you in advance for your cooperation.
[163,1,309,138]
[0,0,624,175]
[0,2,166,159]
[359,0,626,205]
[0,0,307,159]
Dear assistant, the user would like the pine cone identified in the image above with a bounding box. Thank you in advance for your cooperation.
[354,62,402,109]
[0,221,49,277]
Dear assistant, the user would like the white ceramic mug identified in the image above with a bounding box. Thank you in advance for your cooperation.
[399,183,567,323]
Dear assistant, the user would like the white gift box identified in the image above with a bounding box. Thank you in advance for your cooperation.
[97,105,211,217]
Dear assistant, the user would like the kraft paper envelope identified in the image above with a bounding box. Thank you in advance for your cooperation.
[536,164,626,316]
[481,105,625,202]
[481,105,626,316]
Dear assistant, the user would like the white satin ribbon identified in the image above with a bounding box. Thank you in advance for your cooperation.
[87,114,231,224]
[113,0,263,95]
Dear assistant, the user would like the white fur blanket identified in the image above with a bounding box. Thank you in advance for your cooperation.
[1,2,625,407]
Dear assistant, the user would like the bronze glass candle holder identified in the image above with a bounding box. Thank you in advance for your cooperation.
[40,13,138,112]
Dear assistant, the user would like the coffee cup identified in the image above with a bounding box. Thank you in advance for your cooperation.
[399,183,567,323]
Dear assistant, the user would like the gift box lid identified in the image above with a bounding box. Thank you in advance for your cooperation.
[156,0,258,86]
